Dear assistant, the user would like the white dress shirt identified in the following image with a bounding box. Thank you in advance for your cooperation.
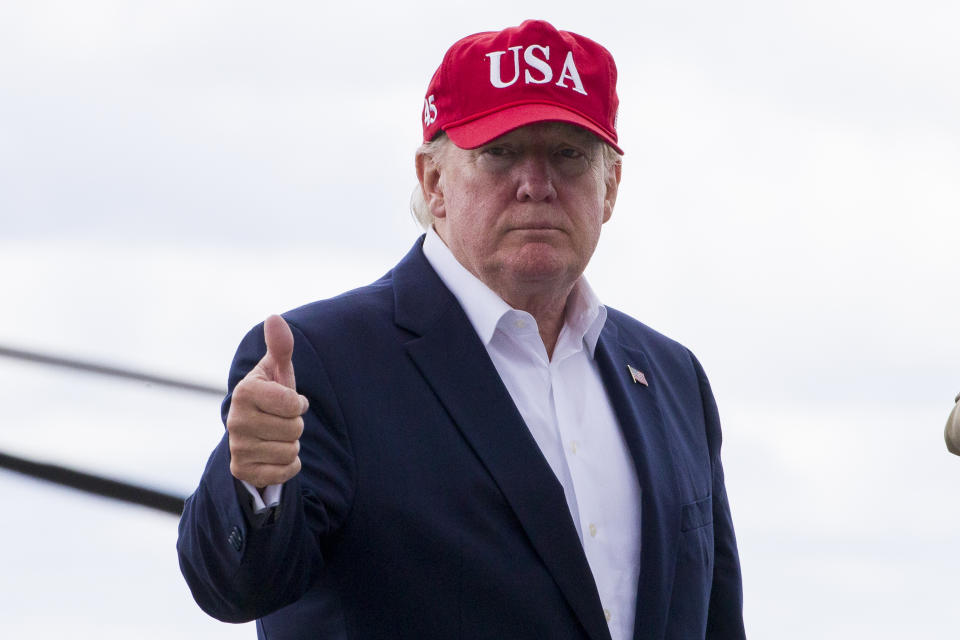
[423,228,642,640]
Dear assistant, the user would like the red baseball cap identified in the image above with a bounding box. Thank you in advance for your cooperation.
[421,20,623,154]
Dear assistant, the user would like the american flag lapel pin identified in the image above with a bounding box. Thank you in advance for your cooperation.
[627,364,648,387]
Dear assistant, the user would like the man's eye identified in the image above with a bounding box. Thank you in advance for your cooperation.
[484,146,511,157]
[558,147,584,159]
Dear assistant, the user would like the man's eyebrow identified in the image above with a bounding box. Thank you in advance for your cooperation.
[565,135,601,149]
[550,127,603,150]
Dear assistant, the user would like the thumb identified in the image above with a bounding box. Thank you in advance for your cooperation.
[262,314,296,389]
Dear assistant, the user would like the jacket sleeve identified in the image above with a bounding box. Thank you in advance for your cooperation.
[176,317,355,622]
[690,353,747,639]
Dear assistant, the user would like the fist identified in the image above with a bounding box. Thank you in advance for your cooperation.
[226,314,309,488]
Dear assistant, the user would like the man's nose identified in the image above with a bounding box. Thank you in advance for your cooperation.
[515,156,557,202]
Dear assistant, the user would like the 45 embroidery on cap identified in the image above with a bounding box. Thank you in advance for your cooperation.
[423,94,437,125]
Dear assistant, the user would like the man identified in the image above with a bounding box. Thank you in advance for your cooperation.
[946,392,960,455]
[178,19,746,640]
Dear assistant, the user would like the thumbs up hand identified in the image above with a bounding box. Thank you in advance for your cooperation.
[227,315,309,488]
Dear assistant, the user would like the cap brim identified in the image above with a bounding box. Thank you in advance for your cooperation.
[443,103,623,154]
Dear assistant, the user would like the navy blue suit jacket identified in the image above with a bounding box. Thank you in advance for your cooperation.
[178,237,745,639]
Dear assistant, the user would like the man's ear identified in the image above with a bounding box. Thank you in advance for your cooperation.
[602,161,622,223]
[415,152,446,219]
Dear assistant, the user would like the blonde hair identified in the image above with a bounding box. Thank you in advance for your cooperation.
[410,135,453,229]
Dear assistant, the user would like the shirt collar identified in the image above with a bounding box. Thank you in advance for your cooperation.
[422,228,607,357]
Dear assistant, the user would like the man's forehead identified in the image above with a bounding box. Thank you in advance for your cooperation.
[477,122,603,146]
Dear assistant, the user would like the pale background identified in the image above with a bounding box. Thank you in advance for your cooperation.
[1,1,958,637]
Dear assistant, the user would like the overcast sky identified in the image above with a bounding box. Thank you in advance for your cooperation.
[1,1,958,637]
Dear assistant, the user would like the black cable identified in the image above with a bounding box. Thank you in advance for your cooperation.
[0,451,186,516]
[0,344,218,515]
[0,344,225,396]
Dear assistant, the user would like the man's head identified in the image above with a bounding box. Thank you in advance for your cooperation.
[413,20,623,309]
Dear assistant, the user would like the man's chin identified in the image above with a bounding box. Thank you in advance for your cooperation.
[503,249,581,287]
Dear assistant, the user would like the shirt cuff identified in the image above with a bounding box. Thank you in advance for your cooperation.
[240,480,283,514]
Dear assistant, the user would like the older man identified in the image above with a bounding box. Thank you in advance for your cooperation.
[178,20,745,640]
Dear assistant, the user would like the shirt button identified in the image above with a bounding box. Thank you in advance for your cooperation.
[604,609,612,622]
[589,523,597,538]
[514,319,526,329]
[570,441,578,455]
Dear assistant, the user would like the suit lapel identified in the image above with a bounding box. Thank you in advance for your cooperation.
[594,322,680,640]
[393,239,612,640]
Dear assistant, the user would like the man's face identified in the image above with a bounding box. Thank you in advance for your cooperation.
[420,122,620,306]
